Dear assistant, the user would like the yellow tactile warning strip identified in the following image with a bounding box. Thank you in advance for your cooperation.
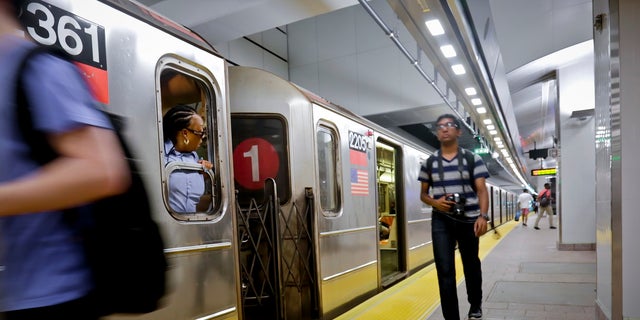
[335,220,518,320]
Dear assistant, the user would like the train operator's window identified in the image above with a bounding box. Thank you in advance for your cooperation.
[159,68,219,220]
[231,116,290,206]
[317,125,340,213]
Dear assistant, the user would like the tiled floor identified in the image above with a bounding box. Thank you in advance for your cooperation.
[427,212,596,320]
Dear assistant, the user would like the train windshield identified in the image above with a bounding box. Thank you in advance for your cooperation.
[231,116,291,206]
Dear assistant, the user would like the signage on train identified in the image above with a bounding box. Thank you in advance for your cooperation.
[348,131,369,152]
[19,0,109,103]
[233,137,280,190]
[531,168,557,176]
[348,130,369,167]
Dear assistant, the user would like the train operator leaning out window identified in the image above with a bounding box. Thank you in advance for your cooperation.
[163,105,213,213]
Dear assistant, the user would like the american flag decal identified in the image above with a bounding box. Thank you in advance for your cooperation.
[350,168,369,195]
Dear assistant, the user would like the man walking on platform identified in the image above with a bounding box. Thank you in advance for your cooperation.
[517,189,533,226]
[534,183,556,230]
[418,114,490,320]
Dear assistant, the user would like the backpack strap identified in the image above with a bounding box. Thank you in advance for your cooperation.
[15,45,69,165]
[426,148,478,195]
[462,148,477,193]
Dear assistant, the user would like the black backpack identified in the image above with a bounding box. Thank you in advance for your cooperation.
[539,191,551,207]
[15,45,167,316]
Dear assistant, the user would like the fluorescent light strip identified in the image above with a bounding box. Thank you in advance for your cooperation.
[451,64,466,75]
[440,45,456,57]
[425,19,445,36]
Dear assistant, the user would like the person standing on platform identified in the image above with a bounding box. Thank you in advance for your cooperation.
[517,189,533,226]
[534,183,556,230]
[0,0,130,318]
[418,114,490,320]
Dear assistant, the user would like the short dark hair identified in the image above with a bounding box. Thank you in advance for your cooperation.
[523,189,528,192]
[436,114,461,129]
[544,183,551,189]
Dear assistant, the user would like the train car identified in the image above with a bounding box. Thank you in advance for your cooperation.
[15,1,518,319]
[228,66,516,319]
[17,1,239,319]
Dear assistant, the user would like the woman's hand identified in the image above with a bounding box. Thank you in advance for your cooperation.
[198,159,213,170]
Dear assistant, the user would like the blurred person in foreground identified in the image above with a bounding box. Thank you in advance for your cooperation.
[418,114,490,320]
[0,1,130,319]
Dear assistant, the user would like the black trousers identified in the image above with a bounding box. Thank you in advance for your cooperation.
[431,212,483,320]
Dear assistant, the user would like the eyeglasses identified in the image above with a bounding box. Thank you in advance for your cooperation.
[185,128,206,137]
[436,122,458,130]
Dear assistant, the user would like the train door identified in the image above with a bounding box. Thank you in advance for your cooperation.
[492,187,500,225]
[231,115,318,320]
[375,140,405,286]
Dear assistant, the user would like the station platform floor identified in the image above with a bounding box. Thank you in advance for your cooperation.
[337,212,597,320]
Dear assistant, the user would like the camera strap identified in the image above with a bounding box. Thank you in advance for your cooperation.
[436,147,467,196]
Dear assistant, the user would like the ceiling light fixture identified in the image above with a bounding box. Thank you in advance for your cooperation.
[476,107,487,114]
[486,124,495,130]
[471,98,481,105]
[425,19,445,35]
[465,87,477,96]
[489,130,497,135]
[451,64,465,75]
[483,119,492,125]
[440,45,456,57]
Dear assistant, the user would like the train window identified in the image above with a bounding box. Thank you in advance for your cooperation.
[316,125,340,213]
[159,66,220,220]
[231,116,291,206]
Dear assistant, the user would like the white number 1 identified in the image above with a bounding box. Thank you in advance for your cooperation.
[243,145,260,182]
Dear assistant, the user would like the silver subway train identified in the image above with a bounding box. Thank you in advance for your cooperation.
[15,1,517,319]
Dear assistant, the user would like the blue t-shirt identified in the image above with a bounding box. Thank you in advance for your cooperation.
[0,36,112,311]
[164,140,205,212]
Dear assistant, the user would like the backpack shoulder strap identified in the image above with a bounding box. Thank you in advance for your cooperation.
[15,45,64,164]
[462,148,477,193]
[426,154,435,179]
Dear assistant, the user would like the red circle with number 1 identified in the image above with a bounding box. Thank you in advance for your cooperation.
[233,138,280,190]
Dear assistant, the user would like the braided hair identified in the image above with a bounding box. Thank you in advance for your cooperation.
[163,105,198,144]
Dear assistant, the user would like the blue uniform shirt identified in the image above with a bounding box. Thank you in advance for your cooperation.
[164,140,205,212]
[0,36,112,311]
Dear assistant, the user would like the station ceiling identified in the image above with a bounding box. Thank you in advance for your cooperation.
[137,0,593,190]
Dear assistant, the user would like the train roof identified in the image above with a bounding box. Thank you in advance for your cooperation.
[99,0,219,56]
[229,65,436,155]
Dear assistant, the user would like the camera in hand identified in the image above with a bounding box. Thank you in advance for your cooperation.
[445,193,466,216]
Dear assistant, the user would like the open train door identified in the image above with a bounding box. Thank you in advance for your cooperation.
[375,139,407,287]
